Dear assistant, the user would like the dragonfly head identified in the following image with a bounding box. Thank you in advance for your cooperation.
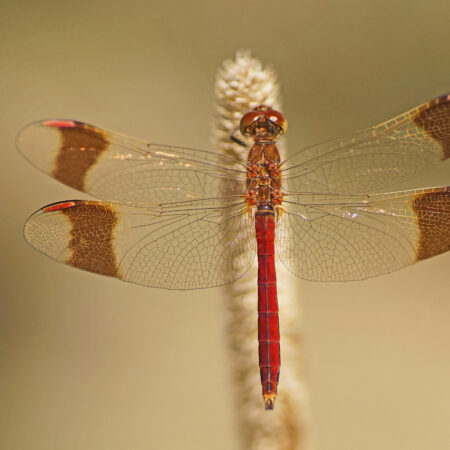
[240,105,287,140]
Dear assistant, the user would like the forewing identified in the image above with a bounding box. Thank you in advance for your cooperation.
[276,187,450,281]
[24,198,256,289]
[17,120,247,204]
[282,94,450,193]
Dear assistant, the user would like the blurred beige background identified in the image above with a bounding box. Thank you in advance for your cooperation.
[1,1,450,449]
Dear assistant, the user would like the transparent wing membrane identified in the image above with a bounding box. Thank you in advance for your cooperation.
[277,187,450,281]
[282,94,450,193]
[24,198,256,289]
[17,120,247,205]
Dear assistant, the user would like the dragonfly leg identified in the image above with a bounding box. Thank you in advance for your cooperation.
[230,126,248,147]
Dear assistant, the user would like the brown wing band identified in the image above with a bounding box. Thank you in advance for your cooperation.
[413,94,450,160]
[412,187,450,261]
[52,122,109,191]
[61,201,121,278]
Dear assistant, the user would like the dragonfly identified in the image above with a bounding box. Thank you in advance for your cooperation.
[18,94,450,410]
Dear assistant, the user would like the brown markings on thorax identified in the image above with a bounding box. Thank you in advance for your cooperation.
[413,95,450,160]
[247,141,280,165]
[246,141,282,206]
[62,201,121,278]
[53,123,109,191]
[412,188,450,261]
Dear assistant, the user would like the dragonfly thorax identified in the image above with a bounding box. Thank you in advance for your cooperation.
[246,145,283,209]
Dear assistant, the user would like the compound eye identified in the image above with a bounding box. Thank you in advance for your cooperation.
[240,110,261,136]
[264,109,288,134]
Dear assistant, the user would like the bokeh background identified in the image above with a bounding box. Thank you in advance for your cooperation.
[1,1,450,449]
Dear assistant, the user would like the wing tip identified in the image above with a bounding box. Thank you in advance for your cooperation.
[16,118,81,151]
[16,119,72,166]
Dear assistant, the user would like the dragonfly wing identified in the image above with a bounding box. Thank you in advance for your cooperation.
[24,198,255,289]
[276,187,450,281]
[17,120,247,204]
[282,94,450,193]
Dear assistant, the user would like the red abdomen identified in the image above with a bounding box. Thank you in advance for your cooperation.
[255,213,280,410]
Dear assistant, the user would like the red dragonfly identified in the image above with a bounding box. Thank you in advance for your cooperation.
[18,95,450,409]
